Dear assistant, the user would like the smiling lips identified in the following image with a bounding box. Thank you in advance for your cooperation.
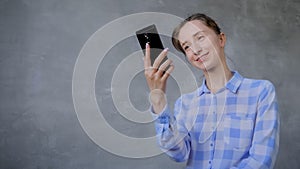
[195,52,209,62]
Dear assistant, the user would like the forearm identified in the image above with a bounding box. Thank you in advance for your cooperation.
[229,118,279,169]
[229,141,278,169]
[152,105,191,162]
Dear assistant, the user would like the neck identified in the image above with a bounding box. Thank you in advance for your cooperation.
[202,63,233,94]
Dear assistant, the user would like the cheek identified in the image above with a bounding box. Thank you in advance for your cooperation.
[202,36,219,50]
[185,52,194,61]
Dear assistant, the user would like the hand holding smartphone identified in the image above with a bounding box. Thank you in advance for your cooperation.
[136,24,174,114]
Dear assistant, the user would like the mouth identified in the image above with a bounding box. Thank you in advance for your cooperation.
[195,52,209,62]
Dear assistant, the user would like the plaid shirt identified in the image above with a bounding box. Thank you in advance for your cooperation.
[152,71,279,169]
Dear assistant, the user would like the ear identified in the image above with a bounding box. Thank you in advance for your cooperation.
[219,32,226,48]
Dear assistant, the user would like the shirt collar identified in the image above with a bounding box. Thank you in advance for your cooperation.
[197,70,243,96]
[197,78,210,96]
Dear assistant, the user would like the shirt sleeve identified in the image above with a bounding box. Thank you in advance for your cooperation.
[150,97,191,162]
[230,81,280,169]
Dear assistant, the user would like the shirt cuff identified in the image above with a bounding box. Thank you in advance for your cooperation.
[150,104,171,124]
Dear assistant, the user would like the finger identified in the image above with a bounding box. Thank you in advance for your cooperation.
[161,64,174,81]
[157,59,173,76]
[144,43,151,69]
[146,66,157,73]
[152,48,168,69]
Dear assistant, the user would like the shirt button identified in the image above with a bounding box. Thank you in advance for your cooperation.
[210,143,213,147]
[209,161,211,164]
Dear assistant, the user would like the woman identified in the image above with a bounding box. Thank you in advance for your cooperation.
[144,13,279,169]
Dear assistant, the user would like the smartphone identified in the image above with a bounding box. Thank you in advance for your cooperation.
[136,24,168,67]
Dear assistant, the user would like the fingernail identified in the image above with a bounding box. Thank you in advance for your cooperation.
[164,48,169,51]
[146,43,149,47]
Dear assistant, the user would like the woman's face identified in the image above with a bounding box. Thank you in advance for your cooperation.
[178,20,225,71]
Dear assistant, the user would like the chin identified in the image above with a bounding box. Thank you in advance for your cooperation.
[192,60,205,69]
[199,63,213,72]
[193,63,206,71]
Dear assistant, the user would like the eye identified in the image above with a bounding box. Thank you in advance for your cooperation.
[197,35,204,40]
[184,45,190,50]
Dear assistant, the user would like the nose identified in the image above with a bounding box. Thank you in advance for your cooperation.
[191,42,202,55]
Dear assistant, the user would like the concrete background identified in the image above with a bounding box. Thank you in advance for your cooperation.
[0,0,299,168]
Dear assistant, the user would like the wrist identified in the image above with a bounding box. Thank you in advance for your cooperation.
[149,89,166,104]
[149,89,167,114]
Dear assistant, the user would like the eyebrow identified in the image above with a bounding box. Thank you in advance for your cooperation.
[180,31,205,47]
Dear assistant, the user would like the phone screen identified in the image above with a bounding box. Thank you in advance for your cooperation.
[136,24,167,66]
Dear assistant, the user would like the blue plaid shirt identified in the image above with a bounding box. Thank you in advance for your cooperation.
[152,71,279,169]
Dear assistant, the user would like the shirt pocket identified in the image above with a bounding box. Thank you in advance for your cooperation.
[223,114,254,149]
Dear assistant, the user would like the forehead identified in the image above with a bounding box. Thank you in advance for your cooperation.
[178,20,212,42]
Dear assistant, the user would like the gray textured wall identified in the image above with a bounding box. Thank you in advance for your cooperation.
[0,0,299,168]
